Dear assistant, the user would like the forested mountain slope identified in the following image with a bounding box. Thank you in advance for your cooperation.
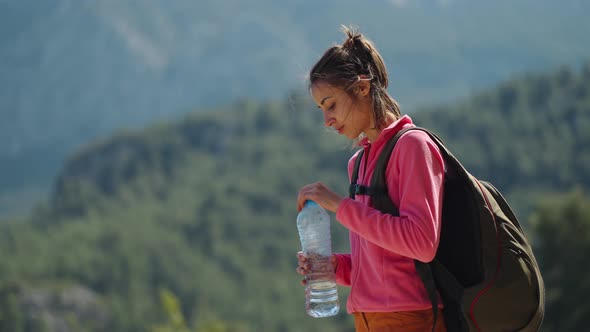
[0,62,588,331]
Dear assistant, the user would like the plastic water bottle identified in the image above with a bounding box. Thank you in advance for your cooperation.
[296,200,340,318]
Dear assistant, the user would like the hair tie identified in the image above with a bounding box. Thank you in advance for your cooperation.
[357,74,372,82]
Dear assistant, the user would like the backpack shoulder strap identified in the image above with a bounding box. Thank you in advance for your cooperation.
[348,127,417,202]
[365,127,415,215]
[349,149,364,199]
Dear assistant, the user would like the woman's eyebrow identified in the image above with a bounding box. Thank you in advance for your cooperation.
[318,96,332,108]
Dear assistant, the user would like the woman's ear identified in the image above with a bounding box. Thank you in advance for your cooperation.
[356,79,371,97]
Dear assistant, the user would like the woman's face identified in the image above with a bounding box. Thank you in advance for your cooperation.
[311,81,373,140]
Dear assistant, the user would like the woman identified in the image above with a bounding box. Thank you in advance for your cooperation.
[296,26,447,332]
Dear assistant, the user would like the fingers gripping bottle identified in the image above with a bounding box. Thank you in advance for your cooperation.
[296,200,340,318]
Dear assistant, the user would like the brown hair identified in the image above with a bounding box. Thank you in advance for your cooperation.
[309,26,401,130]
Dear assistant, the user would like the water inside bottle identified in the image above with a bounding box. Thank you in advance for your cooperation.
[305,254,340,318]
[306,280,340,318]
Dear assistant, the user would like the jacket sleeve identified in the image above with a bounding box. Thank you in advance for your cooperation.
[335,131,445,262]
[333,253,352,286]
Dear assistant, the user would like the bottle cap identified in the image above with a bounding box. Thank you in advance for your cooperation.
[304,200,318,208]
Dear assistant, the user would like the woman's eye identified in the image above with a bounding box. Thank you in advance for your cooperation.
[328,104,335,111]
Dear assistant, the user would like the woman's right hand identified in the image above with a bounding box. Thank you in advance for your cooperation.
[296,251,311,286]
[296,252,338,286]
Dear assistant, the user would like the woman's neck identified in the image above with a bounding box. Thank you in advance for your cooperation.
[365,112,397,142]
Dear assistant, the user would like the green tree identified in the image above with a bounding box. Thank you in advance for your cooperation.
[530,189,590,331]
[0,287,24,332]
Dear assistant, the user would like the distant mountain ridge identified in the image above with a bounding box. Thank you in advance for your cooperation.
[2,0,590,216]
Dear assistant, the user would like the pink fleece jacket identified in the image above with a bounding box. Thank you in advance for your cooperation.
[334,115,445,314]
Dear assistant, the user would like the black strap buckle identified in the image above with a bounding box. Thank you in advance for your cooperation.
[349,183,371,197]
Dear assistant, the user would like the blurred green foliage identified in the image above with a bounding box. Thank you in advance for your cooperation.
[0,62,588,331]
[530,189,590,331]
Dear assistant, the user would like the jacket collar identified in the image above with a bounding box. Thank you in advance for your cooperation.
[358,114,414,148]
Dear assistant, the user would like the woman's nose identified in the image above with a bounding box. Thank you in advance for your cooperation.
[323,113,334,127]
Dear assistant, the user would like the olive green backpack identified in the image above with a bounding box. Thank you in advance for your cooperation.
[349,127,545,332]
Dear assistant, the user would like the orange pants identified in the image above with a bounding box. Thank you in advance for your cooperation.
[353,309,447,332]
